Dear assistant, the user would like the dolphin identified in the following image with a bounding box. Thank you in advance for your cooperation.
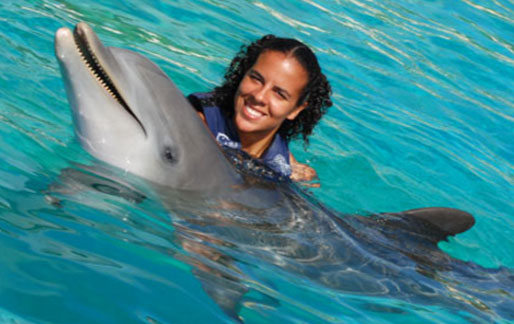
[54,22,513,322]
[55,22,239,191]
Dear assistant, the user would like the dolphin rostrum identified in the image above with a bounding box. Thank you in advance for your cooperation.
[54,22,513,322]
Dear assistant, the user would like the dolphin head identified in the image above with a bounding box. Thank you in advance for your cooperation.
[55,22,240,190]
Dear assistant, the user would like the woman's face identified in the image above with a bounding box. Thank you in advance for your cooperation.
[233,50,309,138]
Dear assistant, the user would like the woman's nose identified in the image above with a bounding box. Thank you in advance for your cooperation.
[251,85,269,105]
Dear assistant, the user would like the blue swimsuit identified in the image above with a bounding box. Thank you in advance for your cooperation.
[188,92,292,177]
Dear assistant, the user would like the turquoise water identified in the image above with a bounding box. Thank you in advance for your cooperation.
[1,0,514,323]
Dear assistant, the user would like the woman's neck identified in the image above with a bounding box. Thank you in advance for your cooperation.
[239,130,277,158]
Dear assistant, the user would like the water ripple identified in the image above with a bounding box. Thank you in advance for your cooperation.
[253,1,328,34]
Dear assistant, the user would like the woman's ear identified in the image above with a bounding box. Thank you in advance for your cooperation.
[286,101,308,120]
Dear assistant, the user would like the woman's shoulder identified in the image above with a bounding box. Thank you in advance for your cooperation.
[187,92,215,112]
[187,92,226,123]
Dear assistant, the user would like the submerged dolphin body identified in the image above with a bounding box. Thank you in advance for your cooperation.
[54,23,513,322]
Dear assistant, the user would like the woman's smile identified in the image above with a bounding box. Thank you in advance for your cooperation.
[242,101,265,119]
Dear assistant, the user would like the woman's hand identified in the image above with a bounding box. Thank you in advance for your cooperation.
[289,153,320,186]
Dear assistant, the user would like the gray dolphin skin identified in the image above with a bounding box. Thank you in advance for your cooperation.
[55,22,240,191]
[54,23,513,322]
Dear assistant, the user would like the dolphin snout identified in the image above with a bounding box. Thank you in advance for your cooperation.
[54,27,73,60]
[55,27,72,42]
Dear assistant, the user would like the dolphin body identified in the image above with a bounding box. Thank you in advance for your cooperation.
[54,23,513,322]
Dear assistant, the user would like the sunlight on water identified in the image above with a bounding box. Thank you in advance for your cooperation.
[1,0,513,323]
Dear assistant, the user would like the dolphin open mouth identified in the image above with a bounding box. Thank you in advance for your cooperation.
[71,24,146,135]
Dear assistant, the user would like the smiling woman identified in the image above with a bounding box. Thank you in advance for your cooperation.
[188,35,332,182]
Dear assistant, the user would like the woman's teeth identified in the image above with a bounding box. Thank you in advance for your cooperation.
[246,105,263,118]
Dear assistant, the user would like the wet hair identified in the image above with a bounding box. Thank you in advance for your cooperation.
[210,35,332,144]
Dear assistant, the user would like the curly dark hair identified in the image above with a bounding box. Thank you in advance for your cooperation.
[209,35,332,144]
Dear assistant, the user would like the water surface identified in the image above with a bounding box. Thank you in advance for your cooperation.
[1,0,513,323]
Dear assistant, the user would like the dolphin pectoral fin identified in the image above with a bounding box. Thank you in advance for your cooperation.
[386,207,475,243]
[193,269,247,323]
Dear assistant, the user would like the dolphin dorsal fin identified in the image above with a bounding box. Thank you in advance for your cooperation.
[396,207,475,242]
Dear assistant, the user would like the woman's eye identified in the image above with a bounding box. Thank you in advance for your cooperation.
[276,91,287,100]
[249,73,262,83]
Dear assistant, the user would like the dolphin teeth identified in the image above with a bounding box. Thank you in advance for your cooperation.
[72,26,139,120]
[76,41,118,101]
[69,24,148,137]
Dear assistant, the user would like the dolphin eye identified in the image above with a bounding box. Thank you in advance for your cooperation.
[163,147,177,164]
